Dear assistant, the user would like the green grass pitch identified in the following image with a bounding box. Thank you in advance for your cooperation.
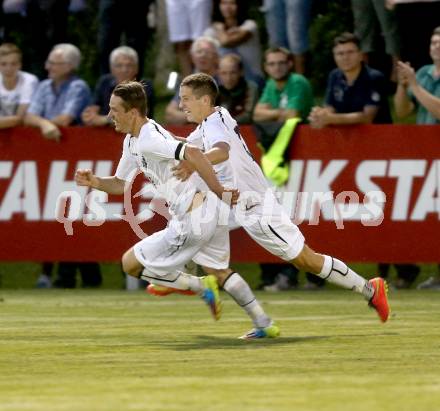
[1,289,439,411]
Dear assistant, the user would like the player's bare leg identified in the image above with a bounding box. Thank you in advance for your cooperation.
[290,245,390,322]
[122,248,222,320]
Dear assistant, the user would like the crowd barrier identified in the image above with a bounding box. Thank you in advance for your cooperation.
[0,124,439,263]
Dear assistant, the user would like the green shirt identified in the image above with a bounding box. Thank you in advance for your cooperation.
[408,64,440,125]
[259,73,314,121]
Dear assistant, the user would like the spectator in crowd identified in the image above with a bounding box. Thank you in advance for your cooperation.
[217,53,259,124]
[253,46,316,291]
[82,46,155,126]
[310,32,420,289]
[25,0,70,79]
[254,47,313,123]
[204,0,263,86]
[24,43,91,140]
[97,0,154,76]
[22,43,100,289]
[165,0,212,78]
[0,43,38,129]
[351,0,400,82]
[262,0,313,75]
[394,27,440,290]
[387,0,440,71]
[308,32,391,128]
[394,27,440,125]
[165,36,219,124]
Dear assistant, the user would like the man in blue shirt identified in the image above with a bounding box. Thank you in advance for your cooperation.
[24,43,91,140]
[309,32,391,127]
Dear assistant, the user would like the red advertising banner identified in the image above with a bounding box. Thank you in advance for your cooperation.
[0,124,439,263]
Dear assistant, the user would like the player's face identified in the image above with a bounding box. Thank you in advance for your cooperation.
[430,34,440,63]
[0,53,21,78]
[111,55,138,83]
[333,42,363,73]
[108,95,132,133]
[218,59,241,90]
[264,52,291,81]
[179,85,205,124]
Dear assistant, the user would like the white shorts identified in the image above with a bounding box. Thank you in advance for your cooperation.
[193,224,230,269]
[165,0,212,42]
[133,194,218,279]
[193,192,305,268]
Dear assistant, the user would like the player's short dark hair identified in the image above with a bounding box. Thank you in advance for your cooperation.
[433,26,440,36]
[264,46,291,62]
[180,73,218,105]
[112,81,148,115]
[333,32,360,49]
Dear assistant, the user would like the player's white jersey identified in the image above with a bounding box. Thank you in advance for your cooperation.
[187,106,271,204]
[115,119,206,217]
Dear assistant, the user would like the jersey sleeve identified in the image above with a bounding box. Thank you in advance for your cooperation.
[139,132,186,161]
[203,119,231,148]
[115,136,139,181]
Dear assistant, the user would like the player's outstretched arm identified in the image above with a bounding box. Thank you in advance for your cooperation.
[75,169,126,195]
[183,145,239,205]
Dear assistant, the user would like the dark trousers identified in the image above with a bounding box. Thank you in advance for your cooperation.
[260,263,325,287]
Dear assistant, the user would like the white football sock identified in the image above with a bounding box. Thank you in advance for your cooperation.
[223,272,271,328]
[141,269,203,293]
[317,255,374,299]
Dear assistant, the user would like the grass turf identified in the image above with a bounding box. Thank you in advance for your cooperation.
[0,289,439,411]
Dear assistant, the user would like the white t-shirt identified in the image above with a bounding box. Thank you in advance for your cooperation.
[0,71,39,116]
[115,120,206,217]
[188,107,270,205]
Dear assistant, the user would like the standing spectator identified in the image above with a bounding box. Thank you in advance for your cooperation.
[309,32,419,288]
[23,43,100,289]
[217,53,259,124]
[165,36,219,124]
[165,0,212,78]
[394,27,440,125]
[262,0,313,75]
[253,47,313,123]
[204,0,263,85]
[351,0,400,82]
[253,46,315,291]
[0,43,38,129]
[394,27,440,290]
[25,0,70,79]
[97,0,154,76]
[387,0,440,70]
[82,46,155,127]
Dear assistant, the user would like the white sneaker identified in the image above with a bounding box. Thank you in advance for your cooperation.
[263,274,291,292]
[417,277,440,290]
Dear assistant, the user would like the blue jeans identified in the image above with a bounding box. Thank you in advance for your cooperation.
[263,0,312,55]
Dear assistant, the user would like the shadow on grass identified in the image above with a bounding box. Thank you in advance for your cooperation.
[151,335,329,351]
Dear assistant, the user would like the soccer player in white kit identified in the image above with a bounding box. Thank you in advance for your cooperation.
[75,81,239,321]
[149,73,390,337]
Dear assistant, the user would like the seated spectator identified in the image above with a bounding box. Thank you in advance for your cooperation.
[253,47,313,123]
[308,32,391,128]
[82,46,154,126]
[165,36,219,124]
[262,0,313,75]
[165,0,212,78]
[204,0,263,85]
[217,53,259,124]
[24,43,91,140]
[394,27,440,125]
[0,43,38,129]
[23,43,101,289]
[310,32,419,289]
